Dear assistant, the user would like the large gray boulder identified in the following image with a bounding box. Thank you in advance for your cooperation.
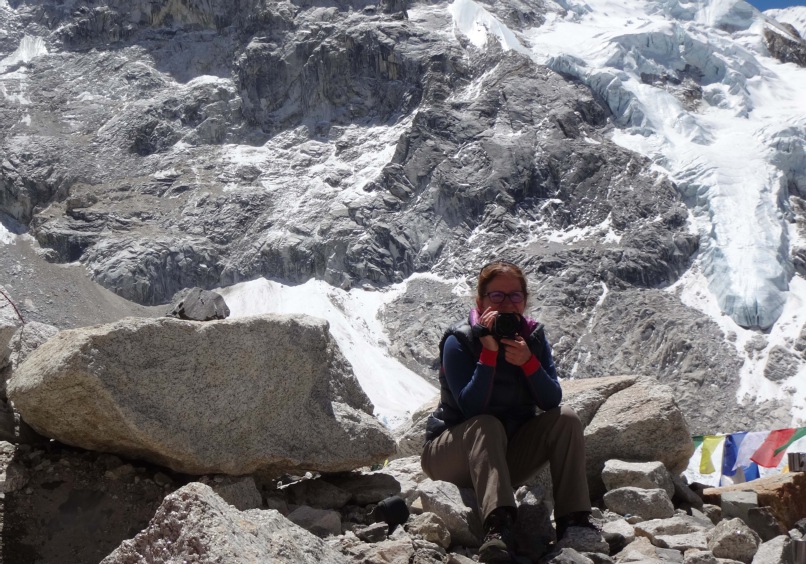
[101,482,350,564]
[584,379,694,498]
[8,314,395,475]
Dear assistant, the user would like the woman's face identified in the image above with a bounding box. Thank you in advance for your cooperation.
[476,272,527,315]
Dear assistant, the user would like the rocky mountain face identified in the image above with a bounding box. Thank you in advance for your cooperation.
[1,0,804,436]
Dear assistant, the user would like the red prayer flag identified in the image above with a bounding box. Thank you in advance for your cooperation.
[774,427,806,455]
[751,428,796,468]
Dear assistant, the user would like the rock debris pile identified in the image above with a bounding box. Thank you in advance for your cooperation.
[1,312,804,563]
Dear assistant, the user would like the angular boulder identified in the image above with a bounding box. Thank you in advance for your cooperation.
[417,479,482,547]
[603,487,675,520]
[583,379,694,498]
[751,535,794,564]
[706,518,761,563]
[8,315,395,475]
[393,395,438,459]
[601,459,675,498]
[166,287,230,321]
[101,483,350,563]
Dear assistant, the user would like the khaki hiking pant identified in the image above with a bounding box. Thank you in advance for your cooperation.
[421,406,591,523]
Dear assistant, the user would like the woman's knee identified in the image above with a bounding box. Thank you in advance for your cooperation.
[463,414,507,442]
[557,405,583,434]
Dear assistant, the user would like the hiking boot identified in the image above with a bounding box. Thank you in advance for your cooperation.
[478,507,516,563]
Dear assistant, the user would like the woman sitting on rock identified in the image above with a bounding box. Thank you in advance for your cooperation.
[421,260,595,562]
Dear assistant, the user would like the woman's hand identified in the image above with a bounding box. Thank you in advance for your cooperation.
[478,307,499,351]
[500,336,531,366]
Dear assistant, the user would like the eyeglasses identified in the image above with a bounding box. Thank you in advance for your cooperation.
[484,291,525,304]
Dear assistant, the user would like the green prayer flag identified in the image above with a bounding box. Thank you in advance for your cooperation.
[774,427,806,455]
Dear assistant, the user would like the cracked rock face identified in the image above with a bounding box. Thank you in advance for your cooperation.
[1,0,694,305]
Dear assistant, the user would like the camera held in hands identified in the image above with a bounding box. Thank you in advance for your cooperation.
[493,312,521,339]
[473,312,522,340]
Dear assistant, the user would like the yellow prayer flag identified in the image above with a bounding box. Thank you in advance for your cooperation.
[700,435,725,474]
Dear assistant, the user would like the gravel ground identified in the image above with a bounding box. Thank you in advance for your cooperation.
[1,230,163,330]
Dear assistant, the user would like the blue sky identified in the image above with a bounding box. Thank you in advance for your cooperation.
[748,0,805,9]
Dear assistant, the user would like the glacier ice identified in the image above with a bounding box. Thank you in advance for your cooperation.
[508,0,805,329]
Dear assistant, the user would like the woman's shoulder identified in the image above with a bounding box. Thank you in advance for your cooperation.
[439,321,479,358]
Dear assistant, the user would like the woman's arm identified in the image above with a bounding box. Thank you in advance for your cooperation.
[522,335,562,410]
[442,335,496,417]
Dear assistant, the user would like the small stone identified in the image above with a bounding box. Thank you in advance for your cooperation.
[355,521,388,543]
[721,491,758,524]
[745,506,784,542]
[655,532,709,551]
[703,504,722,525]
[200,476,262,511]
[287,505,342,538]
[602,519,635,544]
[557,527,610,555]
[542,547,595,563]
[407,512,451,549]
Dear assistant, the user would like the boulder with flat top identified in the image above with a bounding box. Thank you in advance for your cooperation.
[8,315,395,475]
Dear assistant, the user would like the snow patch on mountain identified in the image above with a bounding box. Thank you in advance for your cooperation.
[0,35,47,108]
[0,220,14,245]
[448,0,529,54]
[765,6,806,37]
[221,117,412,197]
[217,276,438,429]
[0,35,47,72]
